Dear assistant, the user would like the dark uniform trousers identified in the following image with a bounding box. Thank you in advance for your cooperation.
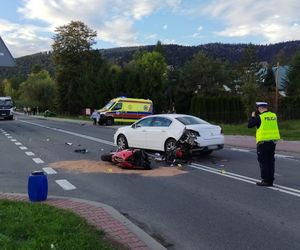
[257,141,276,183]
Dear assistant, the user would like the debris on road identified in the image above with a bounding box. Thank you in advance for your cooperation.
[65,142,73,146]
[74,149,88,153]
[50,160,187,177]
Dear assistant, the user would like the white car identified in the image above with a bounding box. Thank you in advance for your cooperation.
[114,114,224,154]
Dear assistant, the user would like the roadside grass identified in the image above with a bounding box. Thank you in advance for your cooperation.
[221,119,300,141]
[0,200,115,250]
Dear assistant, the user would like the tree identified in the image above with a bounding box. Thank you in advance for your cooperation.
[52,21,97,114]
[286,51,300,96]
[154,40,164,55]
[182,51,231,96]
[19,70,56,110]
[134,51,168,112]
[240,43,258,68]
[241,78,260,117]
[1,79,18,98]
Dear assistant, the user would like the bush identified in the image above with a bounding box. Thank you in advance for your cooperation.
[44,110,57,117]
[190,96,245,123]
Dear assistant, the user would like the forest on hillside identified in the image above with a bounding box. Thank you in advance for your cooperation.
[1,41,300,80]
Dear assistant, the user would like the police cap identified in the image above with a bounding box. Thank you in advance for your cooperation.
[256,102,268,107]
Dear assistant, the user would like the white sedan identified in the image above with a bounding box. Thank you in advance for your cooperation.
[114,114,224,154]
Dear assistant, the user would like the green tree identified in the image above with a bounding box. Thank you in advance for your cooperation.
[19,70,56,110]
[154,40,164,55]
[286,51,300,96]
[131,51,168,112]
[2,79,18,99]
[240,43,258,69]
[182,51,230,96]
[241,78,260,117]
[52,21,97,114]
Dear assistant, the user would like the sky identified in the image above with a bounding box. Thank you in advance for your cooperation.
[1,0,300,58]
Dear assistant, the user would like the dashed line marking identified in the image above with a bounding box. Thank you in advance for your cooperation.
[7,136,12,138]
[32,158,44,164]
[10,139,17,142]
[42,167,57,175]
[25,152,35,156]
[19,146,28,150]
[56,179,76,190]
[15,142,22,145]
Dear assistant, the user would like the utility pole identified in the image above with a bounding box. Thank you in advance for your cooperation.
[275,62,280,113]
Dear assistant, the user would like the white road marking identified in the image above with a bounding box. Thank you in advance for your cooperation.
[230,148,294,159]
[230,148,251,152]
[189,163,300,198]
[25,151,35,156]
[42,167,57,175]
[15,142,22,145]
[32,158,44,164]
[7,136,12,138]
[19,120,115,146]
[10,139,17,142]
[275,154,294,159]
[19,146,28,150]
[56,179,76,190]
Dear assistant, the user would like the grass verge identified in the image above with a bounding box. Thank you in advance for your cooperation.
[221,119,300,141]
[0,200,115,250]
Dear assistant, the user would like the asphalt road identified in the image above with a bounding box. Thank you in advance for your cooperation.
[1,114,300,250]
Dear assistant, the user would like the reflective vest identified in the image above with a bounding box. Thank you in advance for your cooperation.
[256,112,280,143]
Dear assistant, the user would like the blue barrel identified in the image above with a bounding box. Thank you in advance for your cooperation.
[28,171,48,202]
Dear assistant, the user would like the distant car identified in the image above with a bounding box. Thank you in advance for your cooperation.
[114,114,224,154]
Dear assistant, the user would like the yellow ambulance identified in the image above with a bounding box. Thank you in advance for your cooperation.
[98,97,153,125]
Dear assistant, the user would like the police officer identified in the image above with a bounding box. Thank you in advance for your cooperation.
[248,102,280,186]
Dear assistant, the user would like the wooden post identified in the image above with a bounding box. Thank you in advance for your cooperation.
[275,62,279,113]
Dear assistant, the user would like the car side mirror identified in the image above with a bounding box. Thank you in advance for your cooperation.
[132,124,141,129]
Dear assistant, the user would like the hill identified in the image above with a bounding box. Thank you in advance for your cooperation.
[1,41,300,80]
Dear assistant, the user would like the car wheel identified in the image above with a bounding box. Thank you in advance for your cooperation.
[164,138,177,153]
[117,135,128,150]
[106,117,114,126]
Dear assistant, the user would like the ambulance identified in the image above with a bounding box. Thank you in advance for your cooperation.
[98,97,153,125]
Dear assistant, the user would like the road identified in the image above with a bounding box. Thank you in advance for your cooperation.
[1,114,300,250]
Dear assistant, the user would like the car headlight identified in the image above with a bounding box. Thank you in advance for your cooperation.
[187,130,200,137]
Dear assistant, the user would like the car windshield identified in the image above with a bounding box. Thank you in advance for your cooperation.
[102,101,115,110]
[176,116,208,125]
[0,99,13,107]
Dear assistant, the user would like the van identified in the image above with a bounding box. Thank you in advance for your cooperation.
[98,97,153,125]
[0,96,14,120]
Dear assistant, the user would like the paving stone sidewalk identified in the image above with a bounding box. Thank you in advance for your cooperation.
[0,193,166,250]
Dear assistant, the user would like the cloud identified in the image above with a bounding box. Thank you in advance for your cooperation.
[0,19,51,57]
[203,0,300,42]
[163,25,168,30]
[161,38,176,44]
[145,33,158,40]
[97,17,139,46]
[15,0,182,55]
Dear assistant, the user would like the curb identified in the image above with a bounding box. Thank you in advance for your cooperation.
[0,193,166,250]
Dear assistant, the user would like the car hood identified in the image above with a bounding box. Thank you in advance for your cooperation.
[185,124,222,138]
